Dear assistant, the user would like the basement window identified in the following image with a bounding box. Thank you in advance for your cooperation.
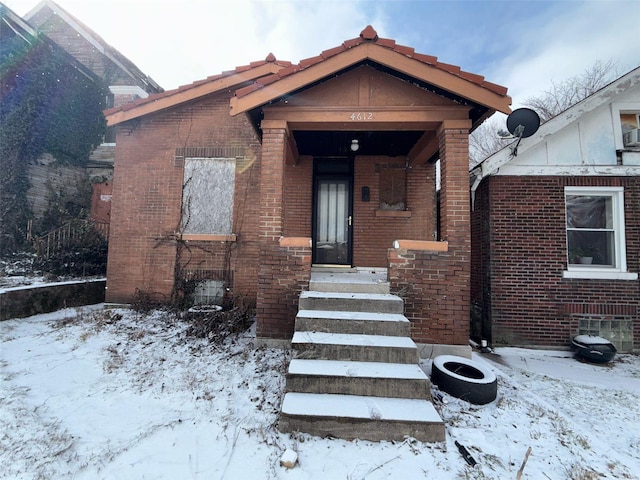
[193,279,224,305]
[564,187,636,280]
[181,158,235,234]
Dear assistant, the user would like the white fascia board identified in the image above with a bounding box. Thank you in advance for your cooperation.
[496,165,640,177]
[109,85,149,98]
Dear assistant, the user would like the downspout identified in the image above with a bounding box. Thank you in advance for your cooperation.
[470,166,483,211]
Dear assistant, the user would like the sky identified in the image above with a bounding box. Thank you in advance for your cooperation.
[4,0,640,108]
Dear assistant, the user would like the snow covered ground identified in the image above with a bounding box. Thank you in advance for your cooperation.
[1,306,639,480]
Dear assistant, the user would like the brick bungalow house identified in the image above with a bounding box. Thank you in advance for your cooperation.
[104,26,511,353]
[470,66,640,352]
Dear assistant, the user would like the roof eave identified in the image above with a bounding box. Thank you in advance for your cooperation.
[472,65,640,180]
[105,62,287,126]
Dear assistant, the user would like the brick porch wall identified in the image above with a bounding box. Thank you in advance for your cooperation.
[257,242,312,338]
[477,175,639,351]
[388,244,469,344]
[386,124,471,346]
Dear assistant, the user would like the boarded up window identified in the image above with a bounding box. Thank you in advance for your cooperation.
[378,165,406,211]
[181,158,235,234]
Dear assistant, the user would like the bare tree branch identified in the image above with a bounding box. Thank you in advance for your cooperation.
[523,59,618,122]
[470,60,619,166]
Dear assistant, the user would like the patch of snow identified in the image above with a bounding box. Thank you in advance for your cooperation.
[296,309,408,322]
[573,334,614,345]
[292,331,416,348]
[1,308,639,479]
[288,359,426,379]
[300,291,400,301]
[281,392,442,422]
[0,277,105,294]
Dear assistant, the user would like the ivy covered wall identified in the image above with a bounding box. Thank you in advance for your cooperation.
[0,12,107,254]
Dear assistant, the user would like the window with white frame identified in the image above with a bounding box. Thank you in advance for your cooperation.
[181,158,235,234]
[565,187,629,275]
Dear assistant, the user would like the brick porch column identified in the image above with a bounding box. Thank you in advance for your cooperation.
[436,119,472,344]
[256,121,311,340]
[259,121,287,242]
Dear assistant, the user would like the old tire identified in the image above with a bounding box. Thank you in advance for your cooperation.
[431,355,497,405]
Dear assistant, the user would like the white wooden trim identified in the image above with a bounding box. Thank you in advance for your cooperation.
[564,187,632,276]
[496,165,640,176]
[109,85,149,98]
[563,270,637,280]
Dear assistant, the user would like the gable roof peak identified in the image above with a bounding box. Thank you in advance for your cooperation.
[265,52,277,62]
[360,25,379,41]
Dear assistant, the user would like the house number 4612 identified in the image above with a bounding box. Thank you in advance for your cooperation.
[349,112,374,121]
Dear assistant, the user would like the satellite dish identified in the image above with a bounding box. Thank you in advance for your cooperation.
[506,108,540,138]
[505,108,540,156]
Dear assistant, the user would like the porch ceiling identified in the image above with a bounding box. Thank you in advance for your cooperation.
[293,130,424,157]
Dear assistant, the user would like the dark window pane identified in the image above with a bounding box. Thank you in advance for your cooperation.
[567,230,614,266]
[566,195,612,229]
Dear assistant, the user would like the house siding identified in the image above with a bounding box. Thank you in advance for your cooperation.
[472,175,639,351]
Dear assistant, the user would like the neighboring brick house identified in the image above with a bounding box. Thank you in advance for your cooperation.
[104,26,511,352]
[470,67,640,352]
[23,0,163,226]
[25,0,162,108]
[1,3,102,226]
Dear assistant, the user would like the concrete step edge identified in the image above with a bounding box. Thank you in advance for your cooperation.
[291,331,417,349]
[280,392,443,423]
[296,310,408,323]
[300,291,402,301]
[287,358,428,380]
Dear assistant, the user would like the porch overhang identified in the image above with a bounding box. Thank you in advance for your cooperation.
[230,41,511,123]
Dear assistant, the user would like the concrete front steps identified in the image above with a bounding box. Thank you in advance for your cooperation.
[279,269,445,442]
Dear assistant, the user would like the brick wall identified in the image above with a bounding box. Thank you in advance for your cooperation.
[353,157,436,266]
[386,126,471,346]
[256,126,312,338]
[106,92,262,304]
[388,246,470,345]
[283,156,313,237]
[472,175,639,351]
[30,7,157,90]
[256,243,312,338]
[282,156,437,266]
[470,179,491,341]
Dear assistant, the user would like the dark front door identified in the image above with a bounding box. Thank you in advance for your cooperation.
[312,158,353,265]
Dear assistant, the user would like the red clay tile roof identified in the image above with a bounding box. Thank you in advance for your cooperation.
[104,54,291,120]
[106,25,509,125]
[234,26,509,100]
